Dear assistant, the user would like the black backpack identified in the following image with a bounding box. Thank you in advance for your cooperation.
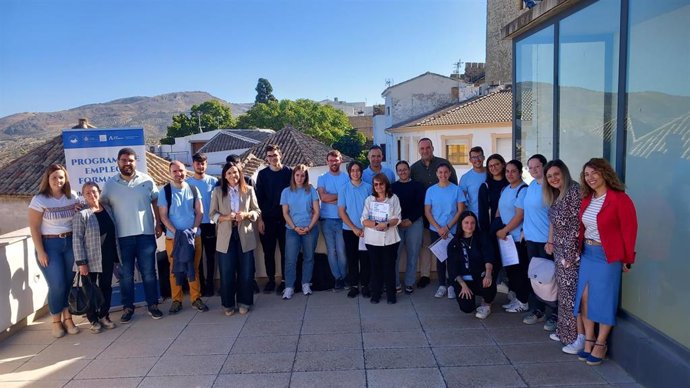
[161,183,198,232]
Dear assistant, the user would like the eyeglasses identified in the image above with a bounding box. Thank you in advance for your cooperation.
[373,182,386,187]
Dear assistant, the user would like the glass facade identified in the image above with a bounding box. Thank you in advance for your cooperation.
[514,0,690,349]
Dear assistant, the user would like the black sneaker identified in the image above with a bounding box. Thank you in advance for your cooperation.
[120,307,134,323]
[276,281,286,295]
[361,286,371,298]
[263,279,276,294]
[347,287,360,298]
[147,305,163,320]
[370,295,380,304]
[168,300,182,314]
[417,276,430,288]
[333,278,345,291]
[404,286,414,295]
[192,298,209,312]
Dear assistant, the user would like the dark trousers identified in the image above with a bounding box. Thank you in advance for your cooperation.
[344,230,369,288]
[454,277,497,313]
[504,240,531,303]
[217,229,254,308]
[367,243,399,299]
[526,241,557,319]
[86,252,115,323]
[198,223,217,295]
[429,231,448,286]
[259,217,287,282]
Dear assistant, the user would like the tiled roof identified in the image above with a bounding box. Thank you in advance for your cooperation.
[240,126,353,175]
[0,135,178,197]
[197,130,274,153]
[391,89,512,129]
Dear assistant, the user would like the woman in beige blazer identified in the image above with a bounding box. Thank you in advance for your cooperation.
[210,162,261,316]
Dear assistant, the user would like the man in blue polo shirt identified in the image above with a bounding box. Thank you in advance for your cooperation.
[459,146,487,216]
[362,145,395,185]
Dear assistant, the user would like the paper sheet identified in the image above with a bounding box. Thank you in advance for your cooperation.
[498,235,520,266]
[358,237,367,251]
[429,233,454,262]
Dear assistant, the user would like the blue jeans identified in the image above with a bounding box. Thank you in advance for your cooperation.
[285,226,319,287]
[396,218,423,287]
[118,234,159,308]
[38,237,75,315]
[321,218,347,280]
[217,233,255,308]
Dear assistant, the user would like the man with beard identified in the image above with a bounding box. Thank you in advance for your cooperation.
[186,153,218,296]
[101,148,164,322]
[255,145,292,294]
[317,150,350,290]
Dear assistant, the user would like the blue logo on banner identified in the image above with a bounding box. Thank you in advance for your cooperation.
[62,128,145,149]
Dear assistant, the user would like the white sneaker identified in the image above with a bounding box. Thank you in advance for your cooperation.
[562,334,585,355]
[475,305,491,319]
[502,298,519,310]
[302,283,312,295]
[282,287,294,300]
[434,286,447,298]
[506,300,529,313]
[447,285,456,299]
[549,333,561,342]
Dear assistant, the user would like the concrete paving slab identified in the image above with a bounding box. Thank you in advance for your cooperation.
[361,318,422,333]
[516,361,607,386]
[1,379,69,387]
[230,334,298,354]
[30,340,109,362]
[425,328,495,347]
[301,318,361,335]
[488,326,553,345]
[0,344,46,361]
[221,351,295,374]
[366,367,446,388]
[592,361,637,384]
[139,374,217,387]
[147,354,226,376]
[290,369,366,388]
[432,345,509,366]
[293,349,364,371]
[297,333,363,352]
[362,330,428,349]
[165,335,234,356]
[239,320,302,337]
[75,356,158,379]
[364,347,437,369]
[500,342,575,364]
[0,359,26,374]
[63,377,142,388]
[441,365,526,387]
[213,372,290,387]
[97,337,174,359]
[0,328,57,346]
[179,322,243,338]
[1,358,90,381]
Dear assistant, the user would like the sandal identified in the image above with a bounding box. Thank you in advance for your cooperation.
[577,339,596,361]
[586,342,608,366]
[63,317,80,335]
[51,321,66,338]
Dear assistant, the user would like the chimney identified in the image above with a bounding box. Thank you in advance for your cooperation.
[451,87,459,101]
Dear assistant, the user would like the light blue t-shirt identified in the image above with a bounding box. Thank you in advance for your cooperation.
[337,180,372,230]
[157,183,201,238]
[317,171,349,219]
[460,169,487,215]
[362,166,396,186]
[523,180,550,242]
[101,171,159,238]
[280,186,319,229]
[424,183,465,234]
[498,183,527,242]
[186,175,218,224]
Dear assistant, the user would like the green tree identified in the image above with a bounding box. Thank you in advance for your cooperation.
[161,100,235,144]
[235,99,351,145]
[333,127,367,163]
[255,78,277,104]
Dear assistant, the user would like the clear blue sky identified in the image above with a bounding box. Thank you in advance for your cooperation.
[0,0,487,117]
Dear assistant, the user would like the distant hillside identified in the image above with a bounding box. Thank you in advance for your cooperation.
[0,91,253,141]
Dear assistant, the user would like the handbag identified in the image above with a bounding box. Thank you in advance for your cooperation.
[528,256,558,303]
[68,273,104,316]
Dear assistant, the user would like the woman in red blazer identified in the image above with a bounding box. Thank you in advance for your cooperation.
[574,158,637,366]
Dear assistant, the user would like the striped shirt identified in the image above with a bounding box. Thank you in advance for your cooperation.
[582,194,606,241]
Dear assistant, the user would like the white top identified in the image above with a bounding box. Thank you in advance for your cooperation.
[360,195,401,246]
[28,191,80,235]
[582,194,606,242]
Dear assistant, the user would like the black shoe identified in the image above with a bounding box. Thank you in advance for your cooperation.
[370,296,380,304]
[276,282,286,295]
[417,276,430,288]
[404,286,414,295]
[192,298,209,312]
[361,286,371,298]
[168,300,182,314]
[347,287,360,298]
[253,280,260,294]
[333,278,345,291]
[120,307,134,324]
[147,305,163,320]
[263,279,276,294]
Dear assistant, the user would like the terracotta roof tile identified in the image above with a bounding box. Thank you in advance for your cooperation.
[197,130,274,153]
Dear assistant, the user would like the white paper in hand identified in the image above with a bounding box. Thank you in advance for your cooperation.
[498,235,520,266]
[429,233,454,262]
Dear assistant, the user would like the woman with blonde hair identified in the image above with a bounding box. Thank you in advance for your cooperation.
[574,158,637,365]
[543,159,584,354]
[28,164,81,337]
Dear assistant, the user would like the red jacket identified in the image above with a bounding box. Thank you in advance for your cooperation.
[578,189,638,264]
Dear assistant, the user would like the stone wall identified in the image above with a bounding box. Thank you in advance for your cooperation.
[0,197,31,236]
[486,0,525,85]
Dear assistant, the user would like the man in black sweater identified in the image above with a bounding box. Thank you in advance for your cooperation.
[255,144,293,294]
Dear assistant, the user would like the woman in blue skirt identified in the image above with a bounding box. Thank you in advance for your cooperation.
[574,158,638,366]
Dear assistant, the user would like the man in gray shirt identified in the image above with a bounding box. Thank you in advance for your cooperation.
[101,148,164,322]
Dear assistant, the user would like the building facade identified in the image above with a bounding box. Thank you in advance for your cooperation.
[505,0,690,385]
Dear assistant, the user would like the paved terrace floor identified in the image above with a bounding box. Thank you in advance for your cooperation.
[0,286,642,388]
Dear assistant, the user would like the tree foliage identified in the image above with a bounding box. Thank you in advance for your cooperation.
[255,78,277,104]
[235,99,351,145]
[333,127,367,163]
[162,100,235,144]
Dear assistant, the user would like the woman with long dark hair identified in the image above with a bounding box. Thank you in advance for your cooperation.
[210,162,261,316]
[574,158,637,366]
[28,164,81,338]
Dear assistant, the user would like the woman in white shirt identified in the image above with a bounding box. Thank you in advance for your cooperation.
[28,164,81,338]
[361,173,401,304]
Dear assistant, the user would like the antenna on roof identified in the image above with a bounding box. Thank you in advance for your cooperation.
[452,59,463,77]
[385,78,393,88]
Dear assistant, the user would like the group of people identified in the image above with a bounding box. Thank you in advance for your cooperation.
[29,139,638,367]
